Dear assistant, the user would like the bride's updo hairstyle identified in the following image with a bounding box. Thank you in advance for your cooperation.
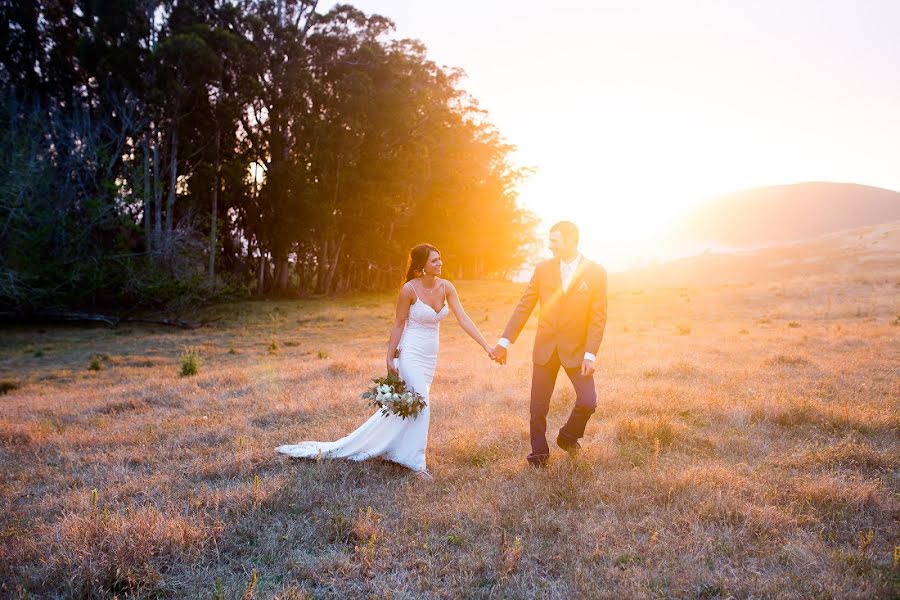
[404,243,440,283]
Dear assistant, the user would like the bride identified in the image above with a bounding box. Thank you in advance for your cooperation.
[276,243,496,479]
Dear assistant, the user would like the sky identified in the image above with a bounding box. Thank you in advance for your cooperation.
[324,0,900,270]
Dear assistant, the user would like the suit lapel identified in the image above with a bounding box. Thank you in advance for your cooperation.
[550,258,563,293]
[544,259,565,320]
[564,257,588,296]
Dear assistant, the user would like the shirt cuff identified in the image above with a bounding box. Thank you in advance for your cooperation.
[497,338,510,348]
[583,352,596,362]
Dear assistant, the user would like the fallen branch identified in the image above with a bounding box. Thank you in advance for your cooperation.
[0,311,208,329]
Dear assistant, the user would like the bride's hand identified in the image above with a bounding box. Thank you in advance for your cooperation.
[386,356,399,377]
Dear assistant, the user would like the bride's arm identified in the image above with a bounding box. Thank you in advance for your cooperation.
[385,283,415,376]
[445,281,493,355]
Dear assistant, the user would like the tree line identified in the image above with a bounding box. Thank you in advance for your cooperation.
[0,0,536,315]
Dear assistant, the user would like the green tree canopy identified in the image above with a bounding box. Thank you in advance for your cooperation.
[0,0,536,314]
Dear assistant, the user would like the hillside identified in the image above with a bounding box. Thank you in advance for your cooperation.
[620,220,900,291]
[666,182,900,248]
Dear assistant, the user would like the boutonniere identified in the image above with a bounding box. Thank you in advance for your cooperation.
[576,281,589,293]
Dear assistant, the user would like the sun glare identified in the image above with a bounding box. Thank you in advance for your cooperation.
[517,128,759,270]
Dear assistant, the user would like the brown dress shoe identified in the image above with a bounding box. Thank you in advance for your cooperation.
[556,435,581,457]
[527,453,549,468]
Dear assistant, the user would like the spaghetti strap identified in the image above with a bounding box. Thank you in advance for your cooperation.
[407,280,420,301]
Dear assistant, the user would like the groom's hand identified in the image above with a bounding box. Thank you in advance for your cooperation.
[580,358,595,376]
[491,345,507,365]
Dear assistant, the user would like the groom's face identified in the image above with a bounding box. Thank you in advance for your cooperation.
[548,231,566,258]
[549,230,577,260]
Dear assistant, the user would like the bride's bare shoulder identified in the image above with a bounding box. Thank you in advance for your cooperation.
[438,278,458,294]
[399,280,417,300]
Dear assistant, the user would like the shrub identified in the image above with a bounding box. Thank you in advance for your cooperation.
[180,346,200,377]
[0,379,20,395]
[88,353,110,371]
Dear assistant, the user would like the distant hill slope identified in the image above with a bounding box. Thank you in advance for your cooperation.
[615,220,900,290]
[667,182,900,247]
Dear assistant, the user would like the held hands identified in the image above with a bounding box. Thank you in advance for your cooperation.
[491,345,508,365]
[485,344,591,371]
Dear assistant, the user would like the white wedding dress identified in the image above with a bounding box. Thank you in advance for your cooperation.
[276,286,449,472]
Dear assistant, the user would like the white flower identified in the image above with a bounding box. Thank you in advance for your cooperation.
[380,384,391,394]
[393,393,400,400]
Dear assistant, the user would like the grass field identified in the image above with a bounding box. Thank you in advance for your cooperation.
[1,229,898,598]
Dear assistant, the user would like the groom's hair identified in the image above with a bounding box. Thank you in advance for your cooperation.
[550,221,579,245]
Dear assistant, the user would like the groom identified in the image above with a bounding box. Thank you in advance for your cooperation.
[492,221,608,467]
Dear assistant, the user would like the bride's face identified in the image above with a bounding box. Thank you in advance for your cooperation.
[423,251,442,276]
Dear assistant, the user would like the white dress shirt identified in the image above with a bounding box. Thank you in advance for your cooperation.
[559,253,580,292]
[498,254,596,363]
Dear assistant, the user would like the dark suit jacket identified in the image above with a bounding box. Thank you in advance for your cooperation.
[501,257,608,369]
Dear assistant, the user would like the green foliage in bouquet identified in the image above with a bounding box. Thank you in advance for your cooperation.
[361,372,427,420]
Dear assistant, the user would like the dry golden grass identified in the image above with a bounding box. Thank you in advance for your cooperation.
[1,232,899,598]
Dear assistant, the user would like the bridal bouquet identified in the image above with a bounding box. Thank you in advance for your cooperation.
[361,372,426,419]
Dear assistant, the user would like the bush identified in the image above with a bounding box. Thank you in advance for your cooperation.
[88,353,110,371]
[180,346,201,377]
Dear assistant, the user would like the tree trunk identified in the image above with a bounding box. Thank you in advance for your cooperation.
[271,248,286,295]
[142,132,151,252]
[324,233,345,294]
[152,123,162,252]
[315,238,329,294]
[164,126,178,253]
[275,256,291,294]
[257,250,267,296]
[146,1,156,253]
[208,128,220,287]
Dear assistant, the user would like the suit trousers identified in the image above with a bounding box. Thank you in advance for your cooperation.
[529,349,597,458]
